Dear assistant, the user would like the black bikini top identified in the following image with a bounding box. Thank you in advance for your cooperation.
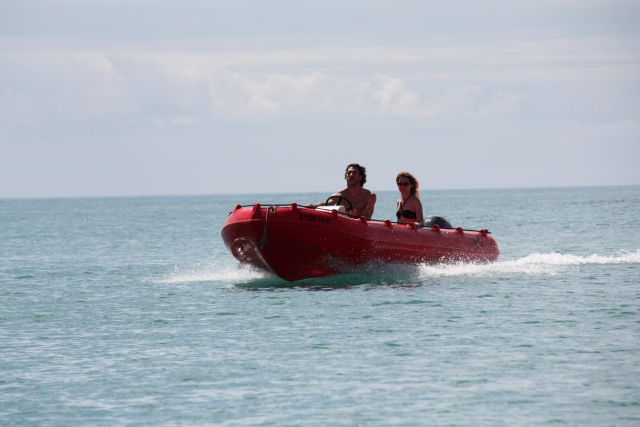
[396,209,417,219]
[396,195,417,219]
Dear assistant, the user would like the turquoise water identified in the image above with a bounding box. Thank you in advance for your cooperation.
[1,186,639,426]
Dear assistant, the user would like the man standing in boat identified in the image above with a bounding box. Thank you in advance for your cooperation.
[306,163,377,219]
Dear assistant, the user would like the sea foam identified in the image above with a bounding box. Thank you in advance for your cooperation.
[162,262,274,284]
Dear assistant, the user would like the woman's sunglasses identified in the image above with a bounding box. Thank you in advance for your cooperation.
[397,182,410,187]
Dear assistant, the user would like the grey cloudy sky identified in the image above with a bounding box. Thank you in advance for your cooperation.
[1,0,639,198]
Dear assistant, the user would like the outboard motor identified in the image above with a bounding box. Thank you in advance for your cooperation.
[424,216,453,229]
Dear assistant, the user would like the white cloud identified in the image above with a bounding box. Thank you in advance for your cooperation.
[1,50,532,127]
[372,76,421,116]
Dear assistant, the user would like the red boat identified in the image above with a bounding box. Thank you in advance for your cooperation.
[221,202,500,282]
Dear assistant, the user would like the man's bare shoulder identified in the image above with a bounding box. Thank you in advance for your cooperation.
[359,188,374,196]
[336,187,374,199]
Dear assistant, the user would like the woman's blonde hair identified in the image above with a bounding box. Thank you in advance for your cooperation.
[396,171,420,198]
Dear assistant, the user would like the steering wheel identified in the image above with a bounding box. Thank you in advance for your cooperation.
[325,195,355,213]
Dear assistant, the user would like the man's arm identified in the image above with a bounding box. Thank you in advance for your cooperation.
[306,194,339,209]
[362,192,377,220]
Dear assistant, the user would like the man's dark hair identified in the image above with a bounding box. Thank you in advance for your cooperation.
[345,163,367,187]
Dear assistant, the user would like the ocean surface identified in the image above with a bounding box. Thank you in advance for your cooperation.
[1,186,639,426]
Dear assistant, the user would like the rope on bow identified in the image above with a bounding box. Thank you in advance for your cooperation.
[256,205,276,248]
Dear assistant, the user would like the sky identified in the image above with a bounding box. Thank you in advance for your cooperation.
[1,0,639,198]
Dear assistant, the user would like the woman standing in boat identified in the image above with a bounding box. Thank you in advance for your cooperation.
[396,172,424,227]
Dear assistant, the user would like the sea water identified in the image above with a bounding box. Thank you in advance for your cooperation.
[1,186,639,426]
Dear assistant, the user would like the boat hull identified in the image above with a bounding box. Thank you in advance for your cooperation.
[221,203,499,282]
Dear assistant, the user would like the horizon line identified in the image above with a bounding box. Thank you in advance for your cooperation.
[1,183,638,202]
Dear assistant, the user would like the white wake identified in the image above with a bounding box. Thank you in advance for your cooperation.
[160,250,639,285]
[416,250,640,279]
